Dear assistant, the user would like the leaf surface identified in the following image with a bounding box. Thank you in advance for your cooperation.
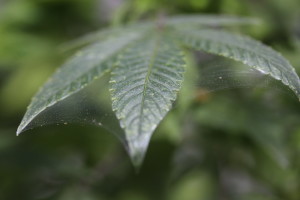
[175,29,300,98]
[110,35,186,167]
[17,30,147,134]
[165,15,259,27]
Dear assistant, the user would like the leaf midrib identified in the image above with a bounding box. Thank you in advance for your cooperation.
[138,36,161,135]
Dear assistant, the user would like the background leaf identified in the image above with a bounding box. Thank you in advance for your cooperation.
[165,14,260,27]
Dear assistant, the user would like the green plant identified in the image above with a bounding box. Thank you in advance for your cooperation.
[17,15,300,168]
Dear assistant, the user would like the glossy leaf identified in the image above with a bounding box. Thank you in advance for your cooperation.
[109,35,186,167]
[17,30,147,134]
[175,29,300,98]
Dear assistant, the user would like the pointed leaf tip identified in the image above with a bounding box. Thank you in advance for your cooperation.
[127,134,152,170]
[16,129,21,136]
[16,124,25,136]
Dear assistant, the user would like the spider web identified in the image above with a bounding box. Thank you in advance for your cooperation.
[20,52,297,165]
[193,52,296,99]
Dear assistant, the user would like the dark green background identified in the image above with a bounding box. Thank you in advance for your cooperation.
[1,0,300,199]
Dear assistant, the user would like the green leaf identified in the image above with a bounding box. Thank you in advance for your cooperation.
[109,35,186,167]
[17,15,300,168]
[175,29,300,98]
[17,30,147,135]
[165,15,260,27]
[60,23,153,51]
[62,15,257,51]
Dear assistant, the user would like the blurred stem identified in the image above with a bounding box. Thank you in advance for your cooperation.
[111,0,132,26]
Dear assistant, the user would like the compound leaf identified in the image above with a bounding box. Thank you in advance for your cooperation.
[17,15,300,168]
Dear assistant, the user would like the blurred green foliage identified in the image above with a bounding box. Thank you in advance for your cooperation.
[1,0,300,199]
